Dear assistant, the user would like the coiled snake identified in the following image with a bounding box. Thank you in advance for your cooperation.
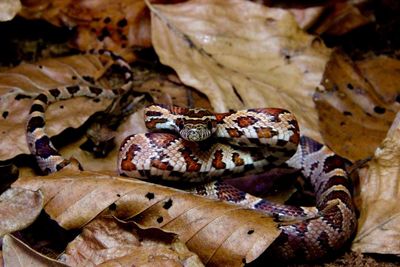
[26,51,356,261]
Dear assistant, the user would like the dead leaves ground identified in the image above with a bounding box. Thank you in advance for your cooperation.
[1,0,400,266]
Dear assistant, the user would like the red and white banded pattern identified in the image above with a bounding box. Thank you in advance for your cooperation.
[118,104,356,261]
[118,104,300,181]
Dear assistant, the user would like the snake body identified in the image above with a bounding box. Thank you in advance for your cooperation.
[119,104,357,261]
[118,104,300,182]
[26,50,133,174]
[26,52,356,261]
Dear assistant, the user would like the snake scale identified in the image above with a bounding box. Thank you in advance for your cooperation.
[26,51,356,261]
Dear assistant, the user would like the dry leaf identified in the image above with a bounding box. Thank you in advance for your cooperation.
[314,2,374,36]
[19,0,181,60]
[0,188,43,236]
[0,54,117,161]
[316,51,399,161]
[2,234,68,267]
[351,112,400,255]
[148,0,331,141]
[0,0,21,21]
[60,217,203,266]
[13,170,280,265]
[289,7,324,30]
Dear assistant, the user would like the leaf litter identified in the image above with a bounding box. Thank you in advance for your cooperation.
[0,0,400,266]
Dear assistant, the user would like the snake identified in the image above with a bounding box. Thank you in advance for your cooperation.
[118,104,357,261]
[26,51,356,261]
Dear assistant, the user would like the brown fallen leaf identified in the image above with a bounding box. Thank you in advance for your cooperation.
[351,112,400,255]
[13,170,280,265]
[314,2,374,36]
[316,51,399,161]
[60,217,203,266]
[0,188,43,236]
[2,234,68,267]
[0,53,119,162]
[0,0,21,21]
[148,0,331,142]
[19,0,183,61]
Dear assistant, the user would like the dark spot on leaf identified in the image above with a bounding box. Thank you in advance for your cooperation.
[343,111,352,116]
[60,105,64,109]
[103,17,111,24]
[38,65,43,69]
[163,199,173,210]
[109,203,117,210]
[396,94,400,103]
[374,106,386,114]
[117,18,128,28]
[92,98,100,103]
[145,192,155,200]
[247,229,254,235]
[116,193,121,197]
[242,258,246,264]
[72,75,77,80]
[340,121,345,126]
[157,216,163,223]
[2,111,9,119]
[347,83,354,90]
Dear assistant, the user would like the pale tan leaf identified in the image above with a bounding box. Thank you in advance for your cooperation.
[0,188,43,236]
[351,112,400,255]
[148,0,332,141]
[0,54,116,161]
[0,0,21,21]
[60,217,203,266]
[289,6,324,30]
[316,51,399,161]
[2,234,68,267]
[13,170,280,265]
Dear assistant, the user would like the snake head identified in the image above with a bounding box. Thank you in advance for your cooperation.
[178,119,215,142]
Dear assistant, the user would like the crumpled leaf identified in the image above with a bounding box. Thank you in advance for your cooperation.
[351,112,400,255]
[0,0,21,21]
[19,0,182,61]
[148,0,332,141]
[0,187,43,236]
[0,54,117,161]
[316,51,399,161]
[2,234,68,267]
[60,217,203,266]
[13,170,280,265]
